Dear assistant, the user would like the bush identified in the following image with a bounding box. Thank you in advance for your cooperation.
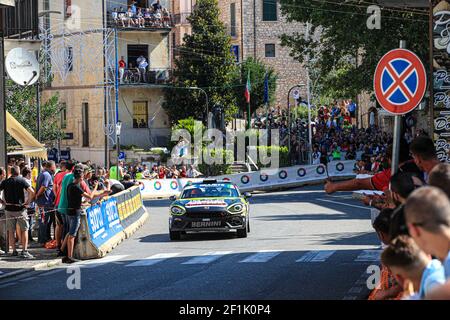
[254,146,289,168]
[198,148,233,176]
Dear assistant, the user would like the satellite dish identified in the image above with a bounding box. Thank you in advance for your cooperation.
[5,47,40,86]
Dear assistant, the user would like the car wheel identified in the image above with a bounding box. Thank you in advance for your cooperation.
[169,231,182,240]
[236,227,247,238]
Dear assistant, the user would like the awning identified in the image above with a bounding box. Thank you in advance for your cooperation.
[6,111,47,160]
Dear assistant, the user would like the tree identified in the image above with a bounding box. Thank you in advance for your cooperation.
[6,81,65,148]
[163,0,238,124]
[279,0,428,99]
[234,57,277,116]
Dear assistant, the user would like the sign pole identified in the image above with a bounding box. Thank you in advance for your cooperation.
[391,40,407,175]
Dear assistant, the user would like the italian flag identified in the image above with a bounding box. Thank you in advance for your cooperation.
[245,70,251,103]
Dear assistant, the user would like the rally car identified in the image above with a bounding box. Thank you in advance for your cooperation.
[168,180,251,240]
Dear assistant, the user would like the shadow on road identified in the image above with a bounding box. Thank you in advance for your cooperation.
[138,231,240,243]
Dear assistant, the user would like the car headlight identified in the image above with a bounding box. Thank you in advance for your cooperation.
[171,206,186,215]
[228,203,244,214]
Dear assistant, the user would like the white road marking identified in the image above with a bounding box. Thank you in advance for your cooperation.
[77,255,129,268]
[316,199,370,210]
[239,250,283,263]
[126,253,180,267]
[182,251,232,265]
[296,250,336,262]
[355,250,382,262]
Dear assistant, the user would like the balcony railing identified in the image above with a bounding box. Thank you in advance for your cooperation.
[107,11,173,30]
[0,0,39,39]
[118,68,172,86]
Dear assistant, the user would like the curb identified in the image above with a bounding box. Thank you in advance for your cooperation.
[0,257,62,281]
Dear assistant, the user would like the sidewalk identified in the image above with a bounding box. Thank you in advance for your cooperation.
[0,240,62,280]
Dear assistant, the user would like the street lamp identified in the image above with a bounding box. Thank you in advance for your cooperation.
[115,120,122,180]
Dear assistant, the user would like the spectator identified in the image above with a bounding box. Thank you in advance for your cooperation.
[53,161,72,253]
[61,167,96,264]
[368,208,403,300]
[381,235,446,299]
[187,165,202,178]
[119,56,126,83]
[404,187,450,299]
[35,161,56,244]
[152,0,162,12]
[111,7,118,24]
[429,163,450,198]
[409,135,440,182]
[121,174,142,190]
[136,55,149,83]
[0,166,35,259]
[21,167,35,244]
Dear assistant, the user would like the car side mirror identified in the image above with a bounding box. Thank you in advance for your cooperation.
[169,195,177,202]
[243,192,252,199]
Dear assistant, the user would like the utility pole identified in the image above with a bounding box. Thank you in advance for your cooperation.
[0,34,6,170]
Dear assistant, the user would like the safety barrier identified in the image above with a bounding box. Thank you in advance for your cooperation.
[139,160,357,198]
[74,186,149,260]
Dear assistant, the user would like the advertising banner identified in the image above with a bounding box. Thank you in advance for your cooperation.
[85,198,124,248]
[433,1,450,162]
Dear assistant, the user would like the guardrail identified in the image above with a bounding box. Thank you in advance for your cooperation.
[138,160,357,199]
[74,186,148,260]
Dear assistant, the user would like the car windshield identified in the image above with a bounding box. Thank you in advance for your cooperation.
[181,184,239,199]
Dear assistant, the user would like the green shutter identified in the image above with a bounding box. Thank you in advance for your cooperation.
[263,0,277,21]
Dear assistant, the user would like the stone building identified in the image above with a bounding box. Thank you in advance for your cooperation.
[218,0,309,108]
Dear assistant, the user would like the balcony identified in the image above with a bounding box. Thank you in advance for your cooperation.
[107,11,173,32]
[118,68,173,87]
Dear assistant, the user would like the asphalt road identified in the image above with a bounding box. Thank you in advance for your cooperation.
[0,185,381,300]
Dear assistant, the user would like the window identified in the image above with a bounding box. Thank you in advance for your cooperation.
[82,103,89,147]
[230,3,236,37]
[133,101,148,128]
[60,103,67,129]
[127,45,149,69]
[265,44,275,57]
[64,0,72,19]
[262,0,277,21]
[65,46,73,72]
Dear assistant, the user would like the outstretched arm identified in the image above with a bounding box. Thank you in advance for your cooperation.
[324,178,374,194]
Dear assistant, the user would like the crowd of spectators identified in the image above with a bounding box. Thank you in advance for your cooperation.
[325,135,450,299]
[111,1,171,29]
[0,158,203,263]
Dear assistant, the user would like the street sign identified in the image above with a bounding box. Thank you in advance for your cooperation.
[118,151,125,160]
[374,48,427,115]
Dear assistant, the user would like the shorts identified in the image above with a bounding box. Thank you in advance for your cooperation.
[350,111,356,118]
[6,210,29,232]
[67,212,81,237]
[55,211,64,226]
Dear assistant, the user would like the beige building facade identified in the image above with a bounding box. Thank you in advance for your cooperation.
[39,0,172,165]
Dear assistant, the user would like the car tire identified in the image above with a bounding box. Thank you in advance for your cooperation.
[169,231,182,241]
[236,227,247,238]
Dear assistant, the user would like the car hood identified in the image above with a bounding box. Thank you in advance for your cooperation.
[171,197,244,210]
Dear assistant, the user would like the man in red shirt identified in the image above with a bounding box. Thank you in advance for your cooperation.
[119,56,126,83]
[53,161,72,249]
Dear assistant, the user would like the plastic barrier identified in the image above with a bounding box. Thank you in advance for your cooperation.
[139,160,357,198]
[74,186,149,260]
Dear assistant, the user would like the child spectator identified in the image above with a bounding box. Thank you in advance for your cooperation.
[381,235,446,299]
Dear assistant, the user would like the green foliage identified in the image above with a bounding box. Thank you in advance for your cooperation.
[279,0,429,99]
[169,117,205,150]
[234,57,278,115]
[291,104,318,121]
[5,81,65,147]
[163,0,238,123]
[255,146,290,168]
[198,148,233,176]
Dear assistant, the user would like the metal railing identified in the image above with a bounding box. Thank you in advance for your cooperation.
[107,12,173,30]
[117,67,172,85]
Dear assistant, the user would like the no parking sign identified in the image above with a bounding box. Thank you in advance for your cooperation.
[374,48,427,115]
